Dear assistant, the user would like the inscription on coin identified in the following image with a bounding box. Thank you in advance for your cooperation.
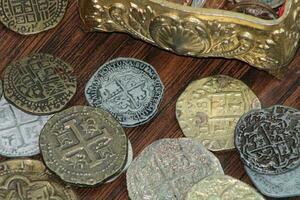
[0,0,68,35]
[4,53,77,115]
[126,138,224,200]
[235,105,300,175]
[0,97,50,157]
[85,58,164,127]
[176,75,261,151]
[40,106,128,186]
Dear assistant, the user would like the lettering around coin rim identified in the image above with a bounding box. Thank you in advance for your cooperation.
[235,105,300,175]
[0,0,68,35]
[39,106,128,186]
[85,57,164,127]
[3,53,77,115]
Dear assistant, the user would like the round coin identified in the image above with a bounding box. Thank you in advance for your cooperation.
[185,175,265,200]
[0,96,50,157]
[4,53,77,115]
[0,159,78,200]
[176,75,261,151]
[0,0,68,35]
[40,106,128,186]
[126,138,224,200]
[235,105,300,175]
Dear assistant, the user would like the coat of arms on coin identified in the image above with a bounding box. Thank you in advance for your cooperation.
[176,75,261,151]
[85,58,164,127]
[126,138,224,200]
[4,53,77,115]
[40,106,128,186]
[0,159,78,200]
[235,105,300,175]
[0,0,68,35]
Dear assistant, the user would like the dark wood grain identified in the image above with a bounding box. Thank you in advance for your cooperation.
[0,1,299,200]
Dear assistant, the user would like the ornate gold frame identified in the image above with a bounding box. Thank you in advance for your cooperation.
[78,0,300,78]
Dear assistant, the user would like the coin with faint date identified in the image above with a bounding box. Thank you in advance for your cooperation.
[0,97,50,157]
[40,106,128,186]
[185,175,265,200]
[0,159,78,200]
[235,105,300,175]
[4,53,77,115]
[85,58,164,127]
[0,0,68,35]
[126,138,224,200]
[176,75,261,151]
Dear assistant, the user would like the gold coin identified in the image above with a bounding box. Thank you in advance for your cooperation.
[0,0,68,35]
[3,53,77,115]
[176,75,261,151]
[185,175,265,200]
[39,106,128,187]
[0,159,78,200]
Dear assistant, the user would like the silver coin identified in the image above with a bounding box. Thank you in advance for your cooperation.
[235,105,300,175]
[126,138,224,200]
[245,165,300,198]
[85,58,164,127]
[0,97,51,157]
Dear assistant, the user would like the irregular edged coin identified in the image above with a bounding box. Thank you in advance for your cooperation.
[40,106,128,186]
[0,96,50,157]
[4,53,77,115]
[0,0,68,35]
[126,138,224,200]
[235,105,300,175]
[85,58,164,127]
[0,159,78,200]
[176,75,261,151]
[185,175,265,200]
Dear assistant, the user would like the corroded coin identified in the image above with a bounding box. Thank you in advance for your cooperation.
[235,105,300,175]
[40,106,128,186]
[126,138,224,200]
[0,96,50,157]
[0,0,68,35]
[4,53,77,115]
[0,159,78,200]
[176,75,261,151]
[85,58,164,127]
[185,175,265,200]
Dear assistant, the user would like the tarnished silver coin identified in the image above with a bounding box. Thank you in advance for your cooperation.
[235,105,300,175]
[0,97,50,157]
[85,58,164,127]
[245,165,300,198]
[126,138,224,200]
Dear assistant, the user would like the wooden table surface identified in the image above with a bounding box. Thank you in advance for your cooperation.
[0,2,299,200]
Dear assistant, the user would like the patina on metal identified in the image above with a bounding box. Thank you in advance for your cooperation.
[3,53,77,115]
[176,75,261,151]
[0,159,78,200]
[40,106,128,187]
[126,138,224,200]
[235,105,300,175]
[0,0,68,35]
[185,175,265,200]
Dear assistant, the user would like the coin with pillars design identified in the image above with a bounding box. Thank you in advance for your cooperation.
[176,75,261,151]
[40,106,128,186]
[4,53,77,115]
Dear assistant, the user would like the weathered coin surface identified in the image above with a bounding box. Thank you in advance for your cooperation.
[0,0,68,35]
[235,105,300,175]
[185,175,265,200]
[85,58,164,127]
[0,96,50,157]
[4,53,77,115]
[176,75,261,151]
[0,159,78,200]
[40,106,128,186]
[126,138,224,200]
